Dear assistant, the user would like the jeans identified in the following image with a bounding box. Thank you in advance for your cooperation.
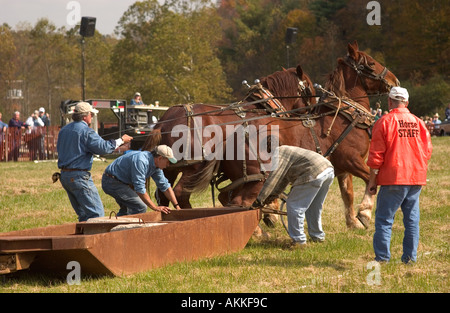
[286,167,334,243]
[60,171,104,222]
[101,174,147,216]
[373,185,421,263]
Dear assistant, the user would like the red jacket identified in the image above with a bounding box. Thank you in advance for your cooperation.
[367,108,432,185]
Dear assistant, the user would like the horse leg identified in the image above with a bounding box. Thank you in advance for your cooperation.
[355,184,375,229]
[157,169,193,209]
[344,160,375,228]
[337,173,365,229]
[172,171,195,209]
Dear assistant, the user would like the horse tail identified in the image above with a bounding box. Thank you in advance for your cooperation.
[182,160,219,194]
[142,128,161,152]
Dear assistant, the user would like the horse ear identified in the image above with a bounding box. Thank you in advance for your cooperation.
[347,41,359,59]
[296,65,304,78]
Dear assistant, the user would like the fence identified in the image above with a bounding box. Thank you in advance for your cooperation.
[0,126,59,162]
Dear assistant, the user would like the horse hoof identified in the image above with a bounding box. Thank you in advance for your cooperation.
[348,219,365,229]
[356,213,370,229]
[252,225,271,240]
[263,214,278,228]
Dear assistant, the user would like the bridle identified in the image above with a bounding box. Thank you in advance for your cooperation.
[297,78,314,106]
[290,72,314,106]
[342,54,393,94]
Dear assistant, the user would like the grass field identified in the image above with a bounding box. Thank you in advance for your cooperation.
[0,137,448,293]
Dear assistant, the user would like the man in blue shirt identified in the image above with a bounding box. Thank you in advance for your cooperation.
[102,145,180,215]
[57,102,133,222]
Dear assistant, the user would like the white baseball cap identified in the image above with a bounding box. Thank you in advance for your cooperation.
[389,87,409,101]
[39,107,45,113]
[155,145,177,164]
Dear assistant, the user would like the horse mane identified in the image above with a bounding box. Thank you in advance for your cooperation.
[260,68,299,97]
[325,59,349,98]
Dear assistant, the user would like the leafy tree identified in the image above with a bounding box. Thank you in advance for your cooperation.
[403,75,450,118]
[0,25,17,116]
[111,0,232,105]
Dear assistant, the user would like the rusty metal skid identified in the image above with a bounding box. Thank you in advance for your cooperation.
[0,208,260,276]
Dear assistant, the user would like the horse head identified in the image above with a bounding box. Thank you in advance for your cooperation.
[325,41,400,109]
[343,41,400,96]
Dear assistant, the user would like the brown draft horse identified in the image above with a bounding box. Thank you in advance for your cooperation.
[142,65,316,208]
[216,42,400,229]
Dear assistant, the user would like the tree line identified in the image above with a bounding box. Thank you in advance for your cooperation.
[0,0,448,124]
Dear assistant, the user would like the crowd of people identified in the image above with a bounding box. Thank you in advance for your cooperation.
[371,103,449,137]
[0,108,51,161]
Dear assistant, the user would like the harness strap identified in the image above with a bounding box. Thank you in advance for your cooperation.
[323,114,360,157]
[182,104,204,161]
[217,173,265,193]
[302,119,323,155]
[183,104,193,161]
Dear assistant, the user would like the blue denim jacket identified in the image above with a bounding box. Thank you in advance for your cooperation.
[57,121,116,170]
[105,150,170,194]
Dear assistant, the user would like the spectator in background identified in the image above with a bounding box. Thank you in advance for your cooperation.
[38,107,50,160]
[130,92,144,105]
[25,110,44,130]
[38,107,50,126]
[8,111,28,161]
[432,113,441,125]
[25,110,44,161]
[374,109,382,121]
[0,112,8,161]
[445,104,450,121]
[0,112,7,130]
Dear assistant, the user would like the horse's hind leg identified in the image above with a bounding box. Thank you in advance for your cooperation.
[337,173,365,229]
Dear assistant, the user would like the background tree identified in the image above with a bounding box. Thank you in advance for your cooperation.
[0,0,448,120]
[0,25,17,116]
[111,0,232,105]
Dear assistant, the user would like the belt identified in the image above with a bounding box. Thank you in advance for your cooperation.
[61,168,89,172]
[104,173,134,189]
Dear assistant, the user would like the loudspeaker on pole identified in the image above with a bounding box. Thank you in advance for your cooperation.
[80,17,96,37]
[285,27,298,46]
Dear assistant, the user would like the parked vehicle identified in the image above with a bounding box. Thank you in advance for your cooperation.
[433,120,450,136]
[60,99,169,150]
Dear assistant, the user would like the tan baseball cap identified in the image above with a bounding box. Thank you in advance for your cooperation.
[155,145,177,164]
[74,102,99,114]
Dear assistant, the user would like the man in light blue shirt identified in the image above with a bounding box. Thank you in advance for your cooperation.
[102,145,180,215]
[57,102,132,221]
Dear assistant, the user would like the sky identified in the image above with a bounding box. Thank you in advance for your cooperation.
[0,0,140,35]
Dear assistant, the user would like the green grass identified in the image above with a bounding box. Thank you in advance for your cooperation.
[0,137,449,293]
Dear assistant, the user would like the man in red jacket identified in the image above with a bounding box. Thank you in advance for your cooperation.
[367,86,433,264]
